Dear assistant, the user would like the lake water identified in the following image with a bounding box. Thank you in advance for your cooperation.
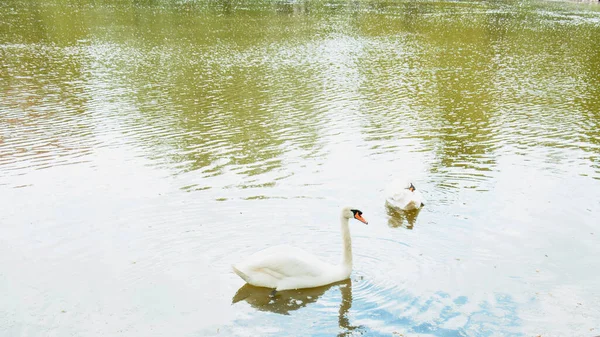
[1,0,599,336]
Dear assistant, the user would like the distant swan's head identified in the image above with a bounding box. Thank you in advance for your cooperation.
[403,182,416,192]
[390,179,417,193]
[341,207,368,224]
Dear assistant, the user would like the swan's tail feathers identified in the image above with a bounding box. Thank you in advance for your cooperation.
[232,265,251,283]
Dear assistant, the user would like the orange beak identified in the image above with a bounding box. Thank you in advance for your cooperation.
[354,213,368,224]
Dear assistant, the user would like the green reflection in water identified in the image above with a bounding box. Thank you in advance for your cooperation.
[2,0,599,184]
[1,0,600,336]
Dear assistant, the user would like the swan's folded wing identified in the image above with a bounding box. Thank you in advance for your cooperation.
[386,192,410,208]
[239,245,331,279]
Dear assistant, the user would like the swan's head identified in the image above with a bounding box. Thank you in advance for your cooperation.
[391,179,417,192]
[342,207,368,224]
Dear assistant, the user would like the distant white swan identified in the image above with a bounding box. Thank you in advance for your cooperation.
[386,179,425,211]
[232,207,368,291]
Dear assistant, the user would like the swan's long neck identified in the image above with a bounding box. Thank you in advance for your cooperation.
[340,215,352,269]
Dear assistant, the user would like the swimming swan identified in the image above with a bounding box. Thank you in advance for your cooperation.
[232,207,368,291]
[386,179,425,211]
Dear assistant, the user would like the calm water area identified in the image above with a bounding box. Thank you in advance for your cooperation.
[1,0,600,336]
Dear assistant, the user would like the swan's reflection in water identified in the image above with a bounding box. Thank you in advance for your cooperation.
[232,279,361,335]
[386,202,422,230]
[335,279,362,337]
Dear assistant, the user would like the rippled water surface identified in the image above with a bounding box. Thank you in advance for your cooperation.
[1,0,600,336]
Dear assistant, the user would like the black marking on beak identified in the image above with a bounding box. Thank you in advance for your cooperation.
[350,209,368,224]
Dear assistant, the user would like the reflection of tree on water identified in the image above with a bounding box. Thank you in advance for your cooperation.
[120,23,327,178]
[1,29,94,180]
[232,279,362,335]
[573,27,600,178]
[385,202,421,230]
[349,3,503,191]
[417,13,500,189]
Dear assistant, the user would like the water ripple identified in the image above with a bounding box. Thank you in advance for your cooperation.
[2,1,600,336]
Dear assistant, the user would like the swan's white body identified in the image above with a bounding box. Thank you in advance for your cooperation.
[232,245,350,291]
[386,179,424,211]
[232,207,365,291]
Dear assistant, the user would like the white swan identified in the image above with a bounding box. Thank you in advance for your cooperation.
[232,207,368,291]
[386,179,425,211]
